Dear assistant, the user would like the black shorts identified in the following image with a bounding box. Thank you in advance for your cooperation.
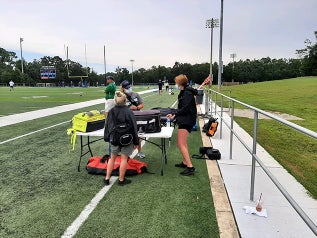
[178,124,193,133]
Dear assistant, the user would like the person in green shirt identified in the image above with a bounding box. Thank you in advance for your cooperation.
[104,76,116,115]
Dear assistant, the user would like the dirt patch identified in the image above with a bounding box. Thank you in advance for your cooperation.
[228,109,304,121]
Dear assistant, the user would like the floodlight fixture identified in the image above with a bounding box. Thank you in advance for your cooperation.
[218,0,224,91]
[205,18,219,85]
[230,53,237,82]
[205,18,219,29]
[130,59,135,86]
[19,37,24,74]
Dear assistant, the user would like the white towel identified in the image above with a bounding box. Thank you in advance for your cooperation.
[243,206,268,218]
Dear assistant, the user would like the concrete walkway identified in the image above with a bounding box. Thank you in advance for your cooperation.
[200,100,317,237]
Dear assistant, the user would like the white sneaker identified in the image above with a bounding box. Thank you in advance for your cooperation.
[137,152,146,158]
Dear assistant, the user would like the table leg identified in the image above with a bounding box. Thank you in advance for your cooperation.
[160,138,168,176]
[78,136,84,172]
[163,138,167,164]
[78,136,94,172]
[161,138,165,176]
[87,136,93,157]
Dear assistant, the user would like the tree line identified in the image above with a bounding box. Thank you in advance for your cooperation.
[0,32,316,87]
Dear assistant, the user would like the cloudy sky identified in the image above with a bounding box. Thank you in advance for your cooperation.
[1,0,316,74]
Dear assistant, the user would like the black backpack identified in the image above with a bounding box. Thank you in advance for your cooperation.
[110,110,133,147]
[192,147,221,160]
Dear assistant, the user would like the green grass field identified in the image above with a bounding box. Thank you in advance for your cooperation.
[0,87,219,238]
[220,77,317,198]
[0,86,157,116]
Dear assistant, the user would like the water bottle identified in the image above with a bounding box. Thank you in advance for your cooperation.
[167,118,171,127]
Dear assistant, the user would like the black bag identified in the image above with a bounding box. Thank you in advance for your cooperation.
[151,107,176,125]
[151,107,175,117]
[192,147,221,160]
[110,111,133,146]
[207,148,221,160]
[133,110,161,133]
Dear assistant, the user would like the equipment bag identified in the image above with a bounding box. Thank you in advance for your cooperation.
[151,107,176,126]
[151,107,175,117]
[67,110,105,150]
[202,117,219,137]
[192,147,221,160]
[133,110,161,133]
[86,155,148,176]
[71,110,105,132]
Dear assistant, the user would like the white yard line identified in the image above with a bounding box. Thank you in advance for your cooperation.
[0,121,69,145]
[0,99,104,128]
[171,100,178,108]
[61,140,145,238]
[61,176,118,238]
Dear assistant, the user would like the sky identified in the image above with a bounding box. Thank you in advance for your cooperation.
[1,0,316,74]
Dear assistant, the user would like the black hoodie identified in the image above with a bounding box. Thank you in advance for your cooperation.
[174,86,198,126]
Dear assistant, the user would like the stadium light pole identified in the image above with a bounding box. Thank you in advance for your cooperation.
[130,59,134,86]
[217,0,224,91]
[19,37,24,74]
[104,45,106,78]
[206,18,219,85]
[230,53,236,82]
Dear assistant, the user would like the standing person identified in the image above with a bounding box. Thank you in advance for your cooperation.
[9,80,14,91]
[121,80,146,158]
[104,91,139,186]
[167,74,198,176]
[158,80,163,95]
[165,81,169,92]
[104,76,116,116]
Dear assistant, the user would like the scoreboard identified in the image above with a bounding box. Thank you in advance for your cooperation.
[40,66,56,79]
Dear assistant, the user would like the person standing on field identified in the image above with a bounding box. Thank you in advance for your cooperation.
[158,80,163,95]
[121,80,146,159]
[104,76,116,116]
[104,91,139,186]
[165,81,169,92]
[9,80,14,91]
[167,74,198,176]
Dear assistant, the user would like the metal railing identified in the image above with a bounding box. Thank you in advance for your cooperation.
[203,89,317,236]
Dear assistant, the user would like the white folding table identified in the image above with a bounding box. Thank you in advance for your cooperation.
[76,127,174,175]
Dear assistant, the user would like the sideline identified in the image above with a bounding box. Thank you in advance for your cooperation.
[197,105,240,237]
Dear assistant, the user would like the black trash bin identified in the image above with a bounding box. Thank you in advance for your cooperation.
[196,89,204,104]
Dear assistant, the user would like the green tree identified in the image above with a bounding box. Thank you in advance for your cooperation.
[0,48,21,84]
[297,31,317,76]
[115,67,130,83]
